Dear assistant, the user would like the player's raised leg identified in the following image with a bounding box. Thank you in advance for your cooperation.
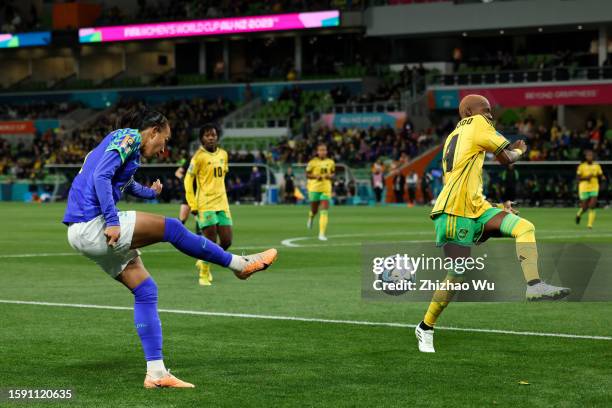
[483,210,570,301]
[131,211,276,279]
[117,257,194,388]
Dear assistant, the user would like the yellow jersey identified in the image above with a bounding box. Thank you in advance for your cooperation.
[577,162,603,193]
[431,115,510,219]
[184,147,230,212]
[306,157,335,195]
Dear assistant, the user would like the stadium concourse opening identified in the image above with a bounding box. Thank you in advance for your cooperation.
[1,0,612,406]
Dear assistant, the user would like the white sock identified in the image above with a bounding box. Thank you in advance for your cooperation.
[228,254,246,272]
[146,360,167,379]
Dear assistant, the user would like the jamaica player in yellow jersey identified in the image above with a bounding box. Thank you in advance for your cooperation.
[575,150,605,229]
[415,95,570,353]
[306,143,335,241]
[184,124,232,286]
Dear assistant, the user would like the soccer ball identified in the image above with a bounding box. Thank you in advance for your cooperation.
[380,255,416,296]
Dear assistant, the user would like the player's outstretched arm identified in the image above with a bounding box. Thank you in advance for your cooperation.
[125,178,161,199]
[183,162,199,209]
[496,140,526,165]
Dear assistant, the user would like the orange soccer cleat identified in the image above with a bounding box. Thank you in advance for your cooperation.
[144,371,195,388]
[234,248,278,280]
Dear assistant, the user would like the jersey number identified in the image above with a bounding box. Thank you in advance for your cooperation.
[320,168,328,174]
[444,134,459,172]
[213,166,224,178]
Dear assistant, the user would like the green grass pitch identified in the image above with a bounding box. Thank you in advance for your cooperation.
[1,202,611,407]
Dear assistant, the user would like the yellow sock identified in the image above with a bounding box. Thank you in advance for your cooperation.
[577,208,584,217]
[308,210,314,219]
[424,301,449,327]
[319,210,328,236]
[196,260,211,280]
[423,273,460,327]
[502,215,541,283]
[587,209,596,228]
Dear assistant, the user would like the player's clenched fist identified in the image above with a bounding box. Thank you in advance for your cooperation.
[104,226,121,247]
[510,139,527,153]
[151,179,163,195]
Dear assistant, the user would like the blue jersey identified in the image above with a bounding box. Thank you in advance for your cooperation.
[63,128,155,226]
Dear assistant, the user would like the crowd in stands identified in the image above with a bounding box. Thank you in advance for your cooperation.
[1,2,39,33]
[451,48,588,73]
[99,0,362,26]
[0,77,428,183]
[3,94,612,207]
[75,97,235,164]
[373,0,450,5]
[0,102,83,121]
[273,121,438,166]
[482,164,612,208]
[2,0,363,32]
[0,97,235,182]
[450,113,612,207]
[499,115,612,161]
[447,48,612,82]
[325,64,426,105]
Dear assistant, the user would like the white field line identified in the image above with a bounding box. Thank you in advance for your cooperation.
[0,299,610,341]
[280,231,432,247]
[1,231,612,259]
[281,232,612,248]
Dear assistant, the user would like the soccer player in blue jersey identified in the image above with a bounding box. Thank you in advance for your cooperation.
[63,107,277,388]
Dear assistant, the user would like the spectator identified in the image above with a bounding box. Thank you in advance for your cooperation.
[431,168,443,199]
[421,170,433,205]
[250,166,263,205]
[371,159,385,203]
[334,177,348,205]
[406,170,418,207]
[228,175,244,204]
[283,166,296,204]
[389,162,405,203]
[452,47,462,73]
[500,163,519,202]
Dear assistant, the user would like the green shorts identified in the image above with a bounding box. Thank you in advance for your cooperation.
[579,191,598,201]
[433,208,504,247]
[196,210,232,229]
[308,191,331,202]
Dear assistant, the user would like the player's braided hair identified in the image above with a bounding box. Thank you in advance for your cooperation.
[199,123,221,142]
[117,105,168,132]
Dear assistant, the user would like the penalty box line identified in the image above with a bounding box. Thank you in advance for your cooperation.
[0,299,610,341]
